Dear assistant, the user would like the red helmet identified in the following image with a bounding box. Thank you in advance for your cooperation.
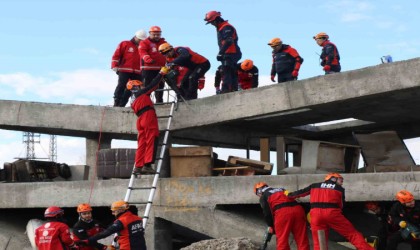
[241,59,253,71]
[77,203,92,213]
[149,26,161,33]
[254,182,268,195]
[325,172,343,181]
[44,206,64,218]
[396,190,414,203]
[204,11,221,24]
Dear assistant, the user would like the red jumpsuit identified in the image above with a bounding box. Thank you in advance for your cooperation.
[288,181,374,250]
[35,221,75,250]
[260,186,309,250]
[131,73,164,168]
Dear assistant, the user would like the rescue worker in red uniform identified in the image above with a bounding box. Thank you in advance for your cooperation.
[138,26,167,103]
[254,182,309,250]
[288,173,374,250]
[77,201,146,250]
[204,11,242,93]
[313,32,341,74]
[126,66,170,175]
[158,43,210,100]
[111,30,146,107]
[35,206,77,250]
[386,190,420,250]
[268,37,303,83]
[237,59,258,90]
[72,203,107,250]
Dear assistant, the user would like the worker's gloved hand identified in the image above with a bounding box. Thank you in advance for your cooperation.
[215,87,221,95]
[323,65,331,72]
[292,70,299,78]
[166,62,174,68]
[198,78,205,90]
[216,54,224,61]
[399,221,407,228]
[283,190,289,196]
[270,75,275,82]
[143,55,155,64]
[160,66,170,75]
[268,226,274,234]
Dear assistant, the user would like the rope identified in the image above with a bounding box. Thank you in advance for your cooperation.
[88,106,107,203]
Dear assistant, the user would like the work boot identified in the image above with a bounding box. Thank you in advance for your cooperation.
[132,167,142,176]
[140,165,156,175]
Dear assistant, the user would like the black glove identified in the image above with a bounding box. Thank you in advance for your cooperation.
[216,54,224,61]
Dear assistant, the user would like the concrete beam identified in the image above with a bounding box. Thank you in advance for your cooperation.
[1,173,419,209]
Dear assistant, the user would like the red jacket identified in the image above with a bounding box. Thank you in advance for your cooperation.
[35,221,75,250]
[138,37,167,70]
[111,38,141,74]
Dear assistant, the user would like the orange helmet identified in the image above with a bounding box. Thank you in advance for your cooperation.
[126,80,143,90]
[149,26,161,33]
[111,200,129,211]
[254,182,268,195]
[204,11,221,24]
[241,59,253,71]
[313,32,329,40]
[365,202,380,211]
[268,37,282,47]
[396,190,414,203]
[325,172,343,181]
[158,43,173,54]
[77,203,92,213]
[44,206,64,218]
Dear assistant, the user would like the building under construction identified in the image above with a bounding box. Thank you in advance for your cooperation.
[1,58,420,249]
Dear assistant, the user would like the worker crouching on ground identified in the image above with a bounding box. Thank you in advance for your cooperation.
[237,59,259,90]
[254,182,310,250]
[268,37,303,83]
[127,66,170,175]
[313,32,341,74]
[35,206,78,250]
[72,203,107,250]
[76,201,146,250]
[287,173,374,250]
[386,190,420,250]
[158,42,210,100]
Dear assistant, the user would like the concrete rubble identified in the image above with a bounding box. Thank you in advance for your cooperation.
[181,237,259,250]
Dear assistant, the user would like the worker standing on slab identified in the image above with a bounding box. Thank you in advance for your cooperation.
[35,206,78,250]
[254,182,310,250]
[237,59,259,90]
[158,42,210,100]
[127,66,170,175]
[268,37,303,83]
[139,26,167,103]
[111,30,145,107]
[288,173,374,250]
[76,201,146,250]
[72,203,108,250]
[386,190,420,250]
[313,32,341,74]
[204,11,242,93]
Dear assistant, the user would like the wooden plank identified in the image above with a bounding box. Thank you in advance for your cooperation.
[227,156,273,172]
[260,138,270,162]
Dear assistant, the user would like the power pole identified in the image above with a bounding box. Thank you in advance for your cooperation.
[22,132,41,159]
[49,135,57,162]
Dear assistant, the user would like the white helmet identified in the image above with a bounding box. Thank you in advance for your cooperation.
[135,30,147,40]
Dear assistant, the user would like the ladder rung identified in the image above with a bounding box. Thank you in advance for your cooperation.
[130,201,152,205]
[157,115,172,119]
[128,187,156,190]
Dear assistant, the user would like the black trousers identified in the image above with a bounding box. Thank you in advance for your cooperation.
[185,61,211,100]
[114,72,141,107]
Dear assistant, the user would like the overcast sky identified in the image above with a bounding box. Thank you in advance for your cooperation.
[1,0,420,167]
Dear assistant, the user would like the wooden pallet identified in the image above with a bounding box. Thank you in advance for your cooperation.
[227,156,273,172]
[212,166,271,176]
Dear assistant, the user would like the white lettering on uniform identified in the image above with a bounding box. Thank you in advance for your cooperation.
[321,183,336,189]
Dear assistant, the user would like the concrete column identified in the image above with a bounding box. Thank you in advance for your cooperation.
[85,135,111,180]
[154,218,173,250]
[276,136,286,174]
[260,138,270,162]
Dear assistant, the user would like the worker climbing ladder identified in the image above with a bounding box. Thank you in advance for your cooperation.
[123,86,177,229]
